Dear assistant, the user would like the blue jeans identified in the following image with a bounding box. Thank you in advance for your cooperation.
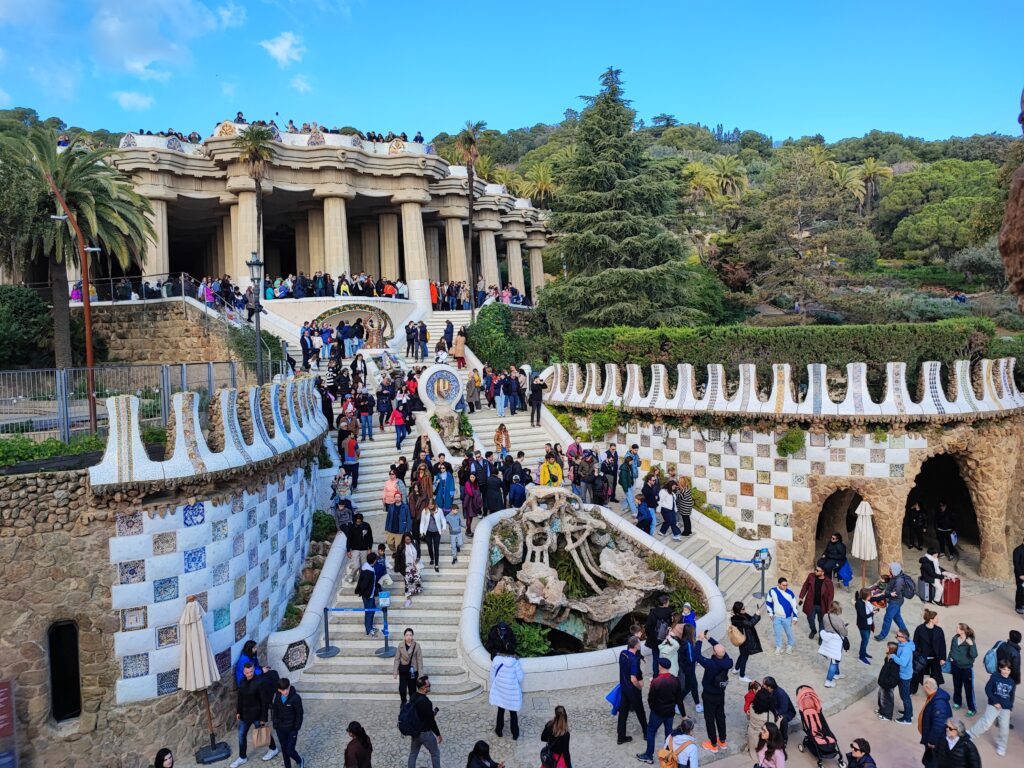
[622,494,638,516]
[362,595,376,634]
[876,601,908,639]
[898,677,913,720]
[951,666,975,711]
[360,414,373,440]
[772,616,796,648]
[642,711,674,760]
[858,628,871,660]
[496,394,507,417]
[420,341,428,359]
[826,660,840,682]
[651,645,661,676]
[238,719,276,759]
[659,509,680,536]
[344,338,355,357]
[395,424,408,450]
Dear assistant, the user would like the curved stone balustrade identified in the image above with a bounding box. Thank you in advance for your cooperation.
[540,358,1024,423]
[89,376,329,489]
[118,133,205,154]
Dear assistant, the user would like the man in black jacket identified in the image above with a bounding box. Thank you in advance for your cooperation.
[344,512,374,584]
[1014,537,1024,614]
[644,594,674,675]
[271,677,304,768]
[355,552,380,637]
[528,375,547,427]
[408,676,443,768]
[636,657,687,763]
[233,662,277,765]
[996,630,1022,685]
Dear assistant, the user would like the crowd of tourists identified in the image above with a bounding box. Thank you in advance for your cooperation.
[229,111,425,144]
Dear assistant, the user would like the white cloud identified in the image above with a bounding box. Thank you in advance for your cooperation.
[0,87,10,107]
[113,90,154,111]
[290,74,312,94]
[28,63,81,100]
[260,31,305,67]
[221,82,236,97]
[217,2,246,28]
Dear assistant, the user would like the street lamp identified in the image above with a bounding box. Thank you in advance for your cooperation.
[246,253,265,385]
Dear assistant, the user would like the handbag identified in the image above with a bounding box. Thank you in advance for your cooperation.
[251,724,271,748]
[540,744,557,768]
[842,636,850,652]
[605,683,622,714]
[941,660,952,674]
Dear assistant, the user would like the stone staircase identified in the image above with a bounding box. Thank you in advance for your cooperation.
[340,422,421,513]
[466,406,556,477]
[298,537,483,701]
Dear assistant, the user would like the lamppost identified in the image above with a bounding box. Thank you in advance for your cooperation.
[246,253,265,385]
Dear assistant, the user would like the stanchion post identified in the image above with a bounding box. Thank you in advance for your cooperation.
[315,607,340,658]
[714,556,720,587]
[375,593,396,658]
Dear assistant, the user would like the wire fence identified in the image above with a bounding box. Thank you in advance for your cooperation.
[0,360,288,443]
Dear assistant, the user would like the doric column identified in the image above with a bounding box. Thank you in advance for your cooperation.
[234,191,258,281]
[212,221,223,276]
[294,219,310,275]
[144,199,169,277]
[500,219,528,294]
[443,216,468,283]
[349,225,363,275]
[476,209,502,289]
[399,199,430,304]
[360,222,380,276]
[322,196,351,279]
[307,208,325,274]
[425,224,441,282]
[220,213,233,277]
[526,229,548,301]
[379,212,400,280]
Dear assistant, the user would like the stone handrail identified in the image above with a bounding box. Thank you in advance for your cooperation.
[458,505,727,692]
[117,133,205,154]
[89,376,329,489]
[540,359,1024,423]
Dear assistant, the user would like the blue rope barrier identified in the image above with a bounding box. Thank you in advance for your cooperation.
[315,592,397,659]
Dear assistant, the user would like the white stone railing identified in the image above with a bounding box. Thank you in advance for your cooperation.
[117,133,205,154]
[89,376,329,488]
[540,359,1024,422]
[458,506,727,692]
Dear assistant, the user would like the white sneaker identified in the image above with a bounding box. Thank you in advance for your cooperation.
[672,535,682,541]
[404,598,412,608]
[262,748,279,761]
[775,647,782,655]
[834,673,845,679]
[695,704,704,713]
[824,680,836,688]
[730,668,739,675]
[739,676,752,683]
[785,646,793,655]
[230,759,248,768]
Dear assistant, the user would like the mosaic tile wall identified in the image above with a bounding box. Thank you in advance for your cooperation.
[108,466,316,704]
[626,422,929,541]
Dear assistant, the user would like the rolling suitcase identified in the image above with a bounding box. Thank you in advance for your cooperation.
[942,575,961,607]
[916,577,930,602]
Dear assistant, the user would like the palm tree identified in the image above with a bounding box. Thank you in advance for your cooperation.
[709,155,748,199]
[455,120,486,320]
[473,154,496,183]
[860,156,893,216]
[232,125,277,268]
[492,167,524,196]
[805,145,837,174]
[3,128,153,368]
[832,164,866,208]
[686,162,721,207]
[521,162,558,208]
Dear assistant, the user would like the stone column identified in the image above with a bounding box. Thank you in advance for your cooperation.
[400,200,430,304]
[361,222,380,276]
[349,225,363,275]
[425,224,441,282]
[212,221,223,276]
[307,208,325,274]
[443,216,468,283]
[526,230,548,301]
[144,199,169,277]
[505,239,526,294]
[476,210,502,288]
[294,219,310,276]
[323,196,351,279]
[234,191,258,281]
[220,213,234,277]
[379,212,400,280]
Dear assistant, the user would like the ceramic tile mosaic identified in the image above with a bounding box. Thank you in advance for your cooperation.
[156,625,178,649]
[212,562,229,586]
[741,430,753,443]
[640,434,650,448]
[829,448,846,462]
[261,599,269,621]
[118,559,146,585]
[260,561,269,581]
[679,451,691,465]
[283,640,309,672]
[889,464,905,478]
[850,435,866,448]
[234,576,246,600]
[740,482,754,497]
[121,606,147,631]
[249,587,259,611]
[278,510,286,529]
[666,437,677,450]
[152,531,176,555]
[247,508,257,529]
[211,520,229,542]
[652,448,663,461]
[723,441,737,456]
[757,497,771,512]
[248,547,258,569]
[234,617,247,642]
[725,468,737,481]
[259,521,269,543]
[232,534,244,557]
[287,488,294,505]
[741,508,754,523]
[191,591,207,611]
[851,464,865,476]
[811,461,826,475]
[123,653,150,679]
[215,648,231,676]
[183,546,206,573]
[757,524,771,538]
[694,439,706,453]
[708,453,721,467]
[793,474,808,487]
[214,607,230,632]
[153,577,179,603]
[726,493,737,507]
[157,669,178,696]
[694,465,706,478]
[270,537,279,554]
[709,479,722,493]
[774,486,789,500]
[890,435,905,449]
[116,511,144,537]
[756,470,770,484]
[271,574,279,592]
[810,432,826,447]
[279,549,287,565]
[869,449,885,463]
[183,501,205,527]
[757,444,770,458]
[740,455,754,470]
[774,513,791,527]
[774,459,787,472]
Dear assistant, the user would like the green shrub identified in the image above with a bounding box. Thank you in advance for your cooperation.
[228,325,285,372]
[589,403,623,440]
[549,406,588,440]
[139,399,161,419]
[775,427,806,457]
[551,550,597,599]
[310,510,337,542]
[645,554,707,615]
[701,505,736,532]
[480,590,517,642]
[871,426,888,443]
[0,420,35,435]
[690,487,707,509]
[0,434,106,468]
[278,602,302,630]
[466,303,523,371]
[318,442,332,468]
[459,412,474,437]
[141,426,167,445]
[511,620,552,657]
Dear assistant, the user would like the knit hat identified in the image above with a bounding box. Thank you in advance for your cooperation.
[889,562,903,576]
[658,657,671,669]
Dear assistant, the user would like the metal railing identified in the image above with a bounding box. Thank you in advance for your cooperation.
[0,359,287,443]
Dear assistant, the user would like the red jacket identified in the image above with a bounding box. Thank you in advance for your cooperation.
[798,573,834,616]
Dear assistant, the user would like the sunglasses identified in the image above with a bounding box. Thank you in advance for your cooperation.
[850,745,862,751]
[946,726,958,732]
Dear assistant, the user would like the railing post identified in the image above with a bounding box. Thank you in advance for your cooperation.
[714,556,720,588]
[207,362,214,400]
[55,369,71,444]
[229,361,237,389]
[316,607,340,658]
[179,364,187,394]
[159,365,171,427]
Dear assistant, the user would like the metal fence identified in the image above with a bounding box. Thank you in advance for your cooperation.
[0,360,288,443]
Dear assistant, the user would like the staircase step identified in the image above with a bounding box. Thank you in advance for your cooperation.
[328,624,459,641]
[305,656,469,674]
[299,679,482,701]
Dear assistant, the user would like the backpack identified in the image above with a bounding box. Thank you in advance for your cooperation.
[658,737,694,768]
[984,641,1004,674]
[900,573,916,600]
[397,697,422,736]
[655,617,671,644]
[726,622,746,647]
[878,657,900,688]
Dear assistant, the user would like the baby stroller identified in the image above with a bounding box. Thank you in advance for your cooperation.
[795,685,845,767]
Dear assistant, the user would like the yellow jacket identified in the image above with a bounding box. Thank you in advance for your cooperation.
[540,461,563,486]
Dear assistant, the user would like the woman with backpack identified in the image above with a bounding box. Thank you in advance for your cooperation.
[876,642,900,721]
[540,705,572,768]
[949,623,978,716]
[729,601,763,683]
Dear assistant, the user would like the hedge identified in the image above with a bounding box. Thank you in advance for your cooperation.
[465,303,522,371]
[562,318,996,390]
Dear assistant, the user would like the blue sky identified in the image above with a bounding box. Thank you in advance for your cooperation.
[0,0,1021,142]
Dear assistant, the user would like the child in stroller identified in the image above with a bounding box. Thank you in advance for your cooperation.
[795,685,845,767]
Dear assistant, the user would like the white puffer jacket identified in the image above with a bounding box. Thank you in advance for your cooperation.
[488,654,524,711]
